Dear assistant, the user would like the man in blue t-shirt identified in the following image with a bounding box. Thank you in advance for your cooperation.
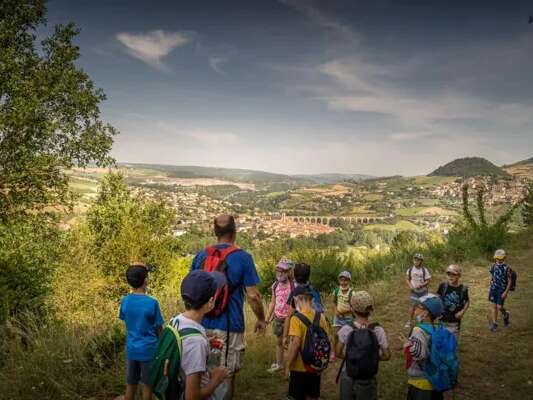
[119,263,164,400]
[191,214,266,400]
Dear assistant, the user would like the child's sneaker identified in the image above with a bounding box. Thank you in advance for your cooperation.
[489,322,498,332]
[267,363,282,373]
[503,311,511,327]
[404,320,413,329]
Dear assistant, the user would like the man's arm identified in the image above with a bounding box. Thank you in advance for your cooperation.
[245,286,266,334]
[405,277,413,290]
[282,305,295,347]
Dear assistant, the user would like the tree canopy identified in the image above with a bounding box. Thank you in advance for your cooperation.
[0,0,117,219]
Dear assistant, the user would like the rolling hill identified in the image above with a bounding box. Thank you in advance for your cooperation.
[502,156,533,178]
[429,157,510,178]
[292,173,374,184]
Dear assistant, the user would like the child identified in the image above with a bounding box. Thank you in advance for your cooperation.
[285,285,329,400]
[283,263,324,348]
[403,294,444,400]
[437,264,469,341]
[167,270,229,400]
[266,258,294,373]
[331,271,355,363]
[488,249,512,332]
[336,291,391,400]
[119,263,164,400]
[405,253,432,328]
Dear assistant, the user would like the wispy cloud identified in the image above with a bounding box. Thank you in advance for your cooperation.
[116,30,192,69]
[279,0,359,43]
[208,56,228,74]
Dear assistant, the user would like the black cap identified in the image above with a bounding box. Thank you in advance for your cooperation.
[126,265,148,288]
[181,270,227,309]
[292,284,313,298]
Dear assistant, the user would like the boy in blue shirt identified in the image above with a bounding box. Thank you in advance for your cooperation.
[488,249,512,332]
[119,262,164,400]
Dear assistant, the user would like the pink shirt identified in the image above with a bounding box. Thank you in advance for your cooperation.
[272,280,293,319]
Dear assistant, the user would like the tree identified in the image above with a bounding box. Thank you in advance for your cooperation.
[0,0,117,220]
[522,180,533,226]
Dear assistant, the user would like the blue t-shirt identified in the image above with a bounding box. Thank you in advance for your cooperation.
[190,244,260,333]
[490,263,510,292]
[119,293,164,361]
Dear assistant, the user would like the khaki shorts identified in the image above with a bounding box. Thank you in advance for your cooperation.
[206,329,246,374]
[272,317,286,337]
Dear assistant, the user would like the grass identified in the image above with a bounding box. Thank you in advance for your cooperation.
[395,207,457,217]
[1,232,531,399]
[238,230,533,399]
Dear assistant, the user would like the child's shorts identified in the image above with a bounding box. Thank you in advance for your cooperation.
[272,316,286,337]
[410,290,428,305]
[288,371,321,400]
[333,313,354,328]
[488,288,506,306]
[126,359,152,385]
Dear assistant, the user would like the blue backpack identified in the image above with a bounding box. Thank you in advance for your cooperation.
[418,323,459,392]
[310,286,325,313]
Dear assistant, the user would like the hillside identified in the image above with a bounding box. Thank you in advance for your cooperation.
[503,157,533,179]
[503,156,533,168]
[119,163,311,185]
[292,173,374,184]
[429,157,510,178]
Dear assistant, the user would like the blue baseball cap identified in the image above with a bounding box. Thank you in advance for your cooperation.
[415,294,444,319]
[181,270,226,309]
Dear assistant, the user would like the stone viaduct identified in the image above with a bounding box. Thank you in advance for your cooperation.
[282,214,387,225]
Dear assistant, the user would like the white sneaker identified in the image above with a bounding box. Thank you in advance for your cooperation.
[267,363,282,373]
[404,320,413,328]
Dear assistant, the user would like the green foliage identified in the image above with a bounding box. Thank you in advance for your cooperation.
[522,181,533,226]
[0,215,64,320]
[85,173,178,294]
[0,0,117,220]
[451,184,522,258]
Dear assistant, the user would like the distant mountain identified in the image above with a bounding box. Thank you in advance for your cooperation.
[429,157,510,178]
[292,173,374,184]
[119,163,311,185]
[502,157,533,168]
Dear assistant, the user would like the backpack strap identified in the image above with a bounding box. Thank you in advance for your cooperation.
[294,311,312,328]
[178,327,203,338]
[312,311,321,327]
[334,287,339,304]
[348,288,353,304]
[272,280,279,294]
[408,266,413,281]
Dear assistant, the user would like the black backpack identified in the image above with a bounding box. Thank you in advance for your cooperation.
[294,311,331,373]
[509,268,517,291]
[336,322,380,382]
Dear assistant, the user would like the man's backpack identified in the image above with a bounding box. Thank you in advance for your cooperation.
[508,267,517,291]
[336,322,380,382]
[418,323,459,392]
[201,245,241,318]
[148,324,203,400]
[294,311,331,373]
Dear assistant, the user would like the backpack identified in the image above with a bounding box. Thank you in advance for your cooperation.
[408,266,427,282]
[334,287,354,305]
[336,322,380,382]
[509,267,517,291]
[311,286,325,314]
[418,323,459,392]
[201,245,241,318]
[148,324,203,400]
[294,311,331,373]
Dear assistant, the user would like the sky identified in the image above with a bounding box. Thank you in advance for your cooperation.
[45,0,533,176]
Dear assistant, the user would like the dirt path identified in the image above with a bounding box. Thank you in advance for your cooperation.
[238,232,533,399]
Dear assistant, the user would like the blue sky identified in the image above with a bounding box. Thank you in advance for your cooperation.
[46,0,533,176]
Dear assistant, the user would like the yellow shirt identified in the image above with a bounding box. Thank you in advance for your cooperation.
[288,309,329,372]
[335,287,353,314]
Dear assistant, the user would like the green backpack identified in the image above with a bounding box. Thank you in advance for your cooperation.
[148,324,203,400]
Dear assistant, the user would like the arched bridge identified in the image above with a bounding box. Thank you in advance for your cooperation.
[282,215,387,225]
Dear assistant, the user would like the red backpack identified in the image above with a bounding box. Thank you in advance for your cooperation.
[201,245,241,318]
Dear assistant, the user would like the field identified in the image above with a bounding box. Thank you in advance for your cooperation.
[237,231,533,399]
[364,220,421,231]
